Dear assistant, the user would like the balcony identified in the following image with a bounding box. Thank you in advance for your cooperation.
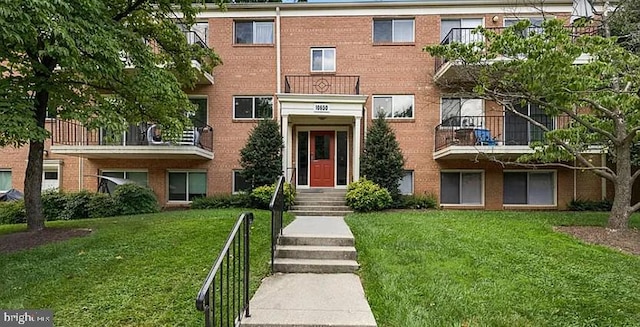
[50,120,213,160]
[433,26,599,85]
[434,115,573,160]
[284,75,360,95]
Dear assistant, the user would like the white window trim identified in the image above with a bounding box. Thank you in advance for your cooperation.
[167,170,208,203]
[310,48,336,73]
[503,170,557,207]
[372,95,415,119]
[440,170,485,207]
[439,97,485,128]
[0,169,12,192]
[42,160,62,191]
[372,18,416,43]
[233,96,274,120]
[234,20,274,44]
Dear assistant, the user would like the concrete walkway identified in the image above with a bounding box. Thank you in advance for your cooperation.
[241,216,377,327]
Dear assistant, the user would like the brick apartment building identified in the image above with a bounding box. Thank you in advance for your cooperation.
[0,0,610,209]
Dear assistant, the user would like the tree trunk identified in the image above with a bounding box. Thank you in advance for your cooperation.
[25,140,45,231]
[608,142,633,230]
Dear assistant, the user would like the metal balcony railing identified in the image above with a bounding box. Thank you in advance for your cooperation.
[434,115,572,151]
[284,75,360,95]
[434,25,601,74]
[183,30,207,48]
[50,119,213,152]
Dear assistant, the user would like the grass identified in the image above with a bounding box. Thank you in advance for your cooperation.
[346,210,640,327]
[0,209,291,327]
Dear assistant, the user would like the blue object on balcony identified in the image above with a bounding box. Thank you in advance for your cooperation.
[474,128,497,146]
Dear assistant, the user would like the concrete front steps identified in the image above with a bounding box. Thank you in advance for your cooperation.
[290,188,352,217]
[273,216,359,273]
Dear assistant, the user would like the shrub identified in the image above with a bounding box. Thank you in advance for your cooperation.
[250,185,274,209]
[113,183,159,215]
[42,190,68,221]
[239,119,284,189]
[345,178,392,212]
[0,200,26,224]
[87,193,121,218]
[568,199,613,211]
[191,193,251,209]
[394,194,438,209]
[61,190,94,220]
[283,183,296,209]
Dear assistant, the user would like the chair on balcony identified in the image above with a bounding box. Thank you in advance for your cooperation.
[474,128,497,146]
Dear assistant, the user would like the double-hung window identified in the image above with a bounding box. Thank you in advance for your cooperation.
[503,171,555,205]
[234,97,273,119]
[372,95,414,119]
[441,98,483,127]
[373,19,415,43]
[440,171,483,205]
[235,21,274,44]
[0,170,11,192]
[310,48,335,72]
[440,18,483,44]
[168,171,206,201]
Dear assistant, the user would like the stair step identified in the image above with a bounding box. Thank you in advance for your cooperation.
[273,258,359,273]
[295,195,346,201]
[296,188,347,194]
[294,199,346,205]
[276,245,357,260]
[291,205,350,211]
[279,235,354,246]
[289,210,353,217]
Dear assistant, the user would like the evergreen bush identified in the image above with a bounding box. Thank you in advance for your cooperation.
[113,183,159,215]
[345,178,392,212]
[87,193,121,218]
[239,119,283,190]
[191,193,251,209]
[0,200,26,224]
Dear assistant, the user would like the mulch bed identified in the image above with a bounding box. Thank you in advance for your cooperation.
[555,226,640,256]
[0,228,92,254]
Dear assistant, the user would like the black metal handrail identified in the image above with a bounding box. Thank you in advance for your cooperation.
[434,115,571,151]
[196,212,253,327]
[49,119,214,152]
[434,25,601,73]
[284,75,360,95]
[269,176,286,273]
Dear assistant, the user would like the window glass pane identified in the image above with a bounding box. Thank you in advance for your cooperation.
[393,95,413,118]
[393,20,414,42]
[441,20,461,42]
[399,170,413,195]
[254,22,273,44]
[504,172,527,204]
[234,171,252,193]
[311,49,323,71]
[44,171,58,180]
[126,172,148,187]
[193,23,208,45]
[373,20,392,42]
[529,103,553,142]
[255,97,273,118]
[528,172,554,205]
[337,131,348,186]
[460,99,484,127]
[101,171,125,194]
[373,97,392,118]
[315,135,330,160]
[169,172,187,201]
[441,98,460,126]
[323,49,335,71]
[298,132,308,186]
[188,172,207,200]
[461,173,482,204]
[0,171,12,191]
[190,98,208,127]
[440,172,460,204]
[234,98,253,118]
[235,22,253,44]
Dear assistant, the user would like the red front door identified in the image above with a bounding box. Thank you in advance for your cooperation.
[310,131,334,187]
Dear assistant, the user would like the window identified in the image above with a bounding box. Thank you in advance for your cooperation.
[372,95,414,119]
[189,97,208,127]
[503,171,555,205]
[42,163,60,191]
[440,18,483,43]
[235,21,274,44]
[504,102,554,145]
[440,171,483,205]
[504,18,545,37]
[168,171,206,201]
[233,170,252,193]
[399,170,414,195]
[234,97,273,119]
[101,171,148,194]
[441,98,483,127]
[310,48,336,72]
[181,22,209,46]
[0,170,11,192]
[373,19,414,43]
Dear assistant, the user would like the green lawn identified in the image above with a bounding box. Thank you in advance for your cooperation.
[0,209,288,327]
[346,211,640,327]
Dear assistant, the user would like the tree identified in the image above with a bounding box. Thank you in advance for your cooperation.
[0,0,222,231]
[239,119,283,189]
[425,19,640,230]
[609,0,640,53]
[361,112,405,201]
